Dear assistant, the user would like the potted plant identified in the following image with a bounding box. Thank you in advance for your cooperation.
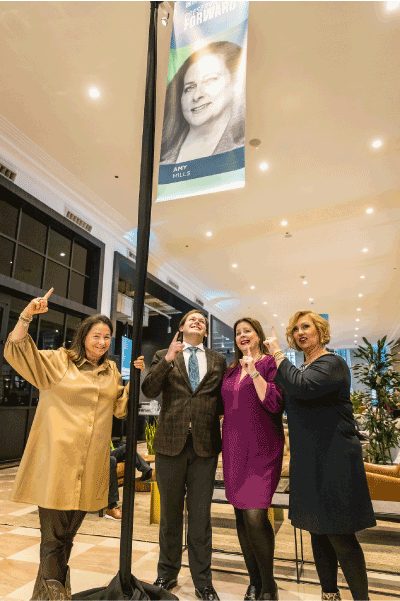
[352,336,400,464]
[350,391,367,414]
[145,419,157,461]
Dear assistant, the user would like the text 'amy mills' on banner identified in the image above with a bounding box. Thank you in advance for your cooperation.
[156,1,249,203]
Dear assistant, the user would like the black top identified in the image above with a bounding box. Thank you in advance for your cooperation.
[275,354,376,534]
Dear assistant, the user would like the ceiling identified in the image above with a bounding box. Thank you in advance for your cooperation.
[0,1,399,348]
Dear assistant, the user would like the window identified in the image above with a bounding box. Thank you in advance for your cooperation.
[0,237,15,277]
[286,350,296,366]
[48,229,71,266]
[38,309,65,350]
[19,212,47,253]
[0,199,18,238]
[69,272,87,305]
[44,261,69,298]
[14,247,44,288]
[0,194,96,309]
[72,243,88,274]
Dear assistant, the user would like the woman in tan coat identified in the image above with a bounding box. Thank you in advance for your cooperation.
[4,288,142,601]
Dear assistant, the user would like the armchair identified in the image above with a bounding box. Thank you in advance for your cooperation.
[364,462,400,502]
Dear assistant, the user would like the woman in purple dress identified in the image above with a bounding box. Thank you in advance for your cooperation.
[222,318,284,601]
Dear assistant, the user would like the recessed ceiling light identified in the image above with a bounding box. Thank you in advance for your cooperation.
[273,314,277,317]
[355,327,359,330]
[309,298,313,301]
[263,301,267,305]
[356,318,360,322]
[281,323,285,326]
[232,263,238,268]
[250,286,255,290]
[280,220,288,226]
[371,139,383,149]
[366,208,374,214]
[60,253,65,257]
[303,281,307,285]
[88,86,101,99]
[362,248,368,253]
[355,334,358,337]
[260,162,269,171]
[360,275,365,279]
[358,294,363,297]
[357,308,361,311]
[206,231,212,237]
[385,1,400,13]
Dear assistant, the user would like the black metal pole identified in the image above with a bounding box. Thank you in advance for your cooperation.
[120,1,160,592]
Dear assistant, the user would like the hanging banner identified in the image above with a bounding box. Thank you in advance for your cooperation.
[156,1,248,203]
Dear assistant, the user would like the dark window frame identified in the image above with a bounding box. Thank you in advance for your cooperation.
[0,177,104,313]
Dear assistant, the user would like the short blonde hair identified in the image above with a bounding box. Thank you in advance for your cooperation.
[286,311,331,351]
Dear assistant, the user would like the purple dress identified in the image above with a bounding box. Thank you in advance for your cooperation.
[221,356,284,509]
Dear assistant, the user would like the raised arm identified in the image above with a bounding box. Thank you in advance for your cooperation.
[4,288,69,390]
[10,288,53,341]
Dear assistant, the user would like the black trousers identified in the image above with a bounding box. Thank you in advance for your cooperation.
[38,507,86,584]
[155,433,218,589]
[108,446,152,508]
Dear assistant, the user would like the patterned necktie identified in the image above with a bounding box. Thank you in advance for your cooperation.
[188,347,200,391]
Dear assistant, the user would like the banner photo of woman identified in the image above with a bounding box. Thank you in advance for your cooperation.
[157,1,248,203]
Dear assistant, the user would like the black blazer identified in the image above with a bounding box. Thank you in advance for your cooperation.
[141,348,227,457]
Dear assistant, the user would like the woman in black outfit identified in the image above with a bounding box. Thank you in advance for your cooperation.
[264,311,375,601]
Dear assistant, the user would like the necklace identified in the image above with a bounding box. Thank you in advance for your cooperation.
[300,351,330,372]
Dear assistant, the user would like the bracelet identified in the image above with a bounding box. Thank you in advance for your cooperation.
[250,370,260,379]
[19,314,33,324]
[273,351,286,362]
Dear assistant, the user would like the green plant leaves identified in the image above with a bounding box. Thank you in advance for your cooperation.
[352,336,400,464]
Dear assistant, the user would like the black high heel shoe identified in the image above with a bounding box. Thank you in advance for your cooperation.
[244,584,261,600]
[257,581,279,600]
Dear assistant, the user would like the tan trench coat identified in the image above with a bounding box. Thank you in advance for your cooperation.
[4,334,129,511]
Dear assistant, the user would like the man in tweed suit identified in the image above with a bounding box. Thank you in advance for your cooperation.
[142,310,227,600]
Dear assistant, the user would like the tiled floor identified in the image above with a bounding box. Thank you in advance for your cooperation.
[1,462,399,600]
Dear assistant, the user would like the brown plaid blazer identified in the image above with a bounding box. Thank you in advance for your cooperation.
[141,348,227,457]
